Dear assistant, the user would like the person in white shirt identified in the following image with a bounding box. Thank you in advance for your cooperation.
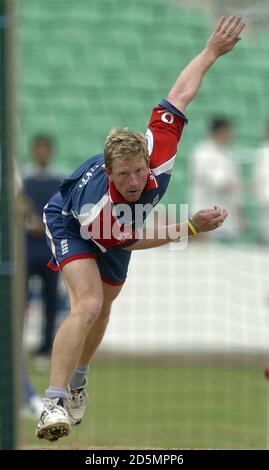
[190,117,241,241]
[254,121,269,243]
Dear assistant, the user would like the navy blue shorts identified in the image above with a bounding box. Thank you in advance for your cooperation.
[43,202,132,286]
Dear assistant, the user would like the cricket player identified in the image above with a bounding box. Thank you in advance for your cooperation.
[37,16,245,441]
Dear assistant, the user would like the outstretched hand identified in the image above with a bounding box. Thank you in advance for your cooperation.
[192,206,228,233]
[206,16,245,59]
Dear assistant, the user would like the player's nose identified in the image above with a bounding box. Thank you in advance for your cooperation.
[128,173,139,187]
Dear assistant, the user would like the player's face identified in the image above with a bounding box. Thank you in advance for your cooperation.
[107,156,149,202]
[215,127,233,146]
[33,141,52,167]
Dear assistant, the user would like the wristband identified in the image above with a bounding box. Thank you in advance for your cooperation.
[188,218,199,236]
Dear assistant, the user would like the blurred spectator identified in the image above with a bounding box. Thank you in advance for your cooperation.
[23,135,64,357]
[253,121,269,243]
[190,117,241,241]
[13,158,44,418]
[20,362,44,419]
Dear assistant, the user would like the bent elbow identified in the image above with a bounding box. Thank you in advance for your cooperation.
[167,90,194,113]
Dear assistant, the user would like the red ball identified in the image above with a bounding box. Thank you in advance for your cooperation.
[264,367,269,380]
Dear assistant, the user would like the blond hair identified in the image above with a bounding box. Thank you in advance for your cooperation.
[104,128,149,170]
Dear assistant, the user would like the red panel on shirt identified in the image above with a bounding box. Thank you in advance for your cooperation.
[147,104,186,170]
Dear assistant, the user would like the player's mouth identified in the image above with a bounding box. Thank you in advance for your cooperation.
[126,189,140,200]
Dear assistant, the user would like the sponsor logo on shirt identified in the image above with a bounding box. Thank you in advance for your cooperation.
[157,109,174,124]
[79,165,100,188]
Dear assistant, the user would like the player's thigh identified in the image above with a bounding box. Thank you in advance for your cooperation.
[102,282,123,306]
[62,258,103,310]
[97,246,132,287]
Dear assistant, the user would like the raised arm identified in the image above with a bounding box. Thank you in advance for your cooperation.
[167,16,245,113]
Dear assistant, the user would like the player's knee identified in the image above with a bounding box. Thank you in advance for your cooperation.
[75,298,103,327]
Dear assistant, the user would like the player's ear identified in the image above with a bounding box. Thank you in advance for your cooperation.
[103,166,112,180]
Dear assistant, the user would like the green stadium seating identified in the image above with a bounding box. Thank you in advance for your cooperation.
[16,0,269,241]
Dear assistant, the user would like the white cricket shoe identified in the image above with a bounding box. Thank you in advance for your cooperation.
[36,398,71,441]
[67,380,89,426]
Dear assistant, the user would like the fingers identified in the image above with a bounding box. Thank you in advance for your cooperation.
[199,206,221,214]
[192,207,228,233]
[222,15,238,34]
[222,209,228,220]
[199,208,218,213]
[208,208,228,226]
[215,16,226,32]
[214,212,228,225]
[212,209,228,229]
[214,208,228,220]
[218,15,245,39]
[231,21,246,39]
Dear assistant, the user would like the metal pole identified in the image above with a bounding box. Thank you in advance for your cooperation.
[0,0,16,450]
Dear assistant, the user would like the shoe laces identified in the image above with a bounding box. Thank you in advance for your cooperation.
[69,388,86,406]
[44,399,67,416]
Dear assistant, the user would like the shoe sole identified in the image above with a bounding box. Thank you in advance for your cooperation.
[36,422,70,442]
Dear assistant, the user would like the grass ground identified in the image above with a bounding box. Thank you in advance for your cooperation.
[20,356,268,449]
